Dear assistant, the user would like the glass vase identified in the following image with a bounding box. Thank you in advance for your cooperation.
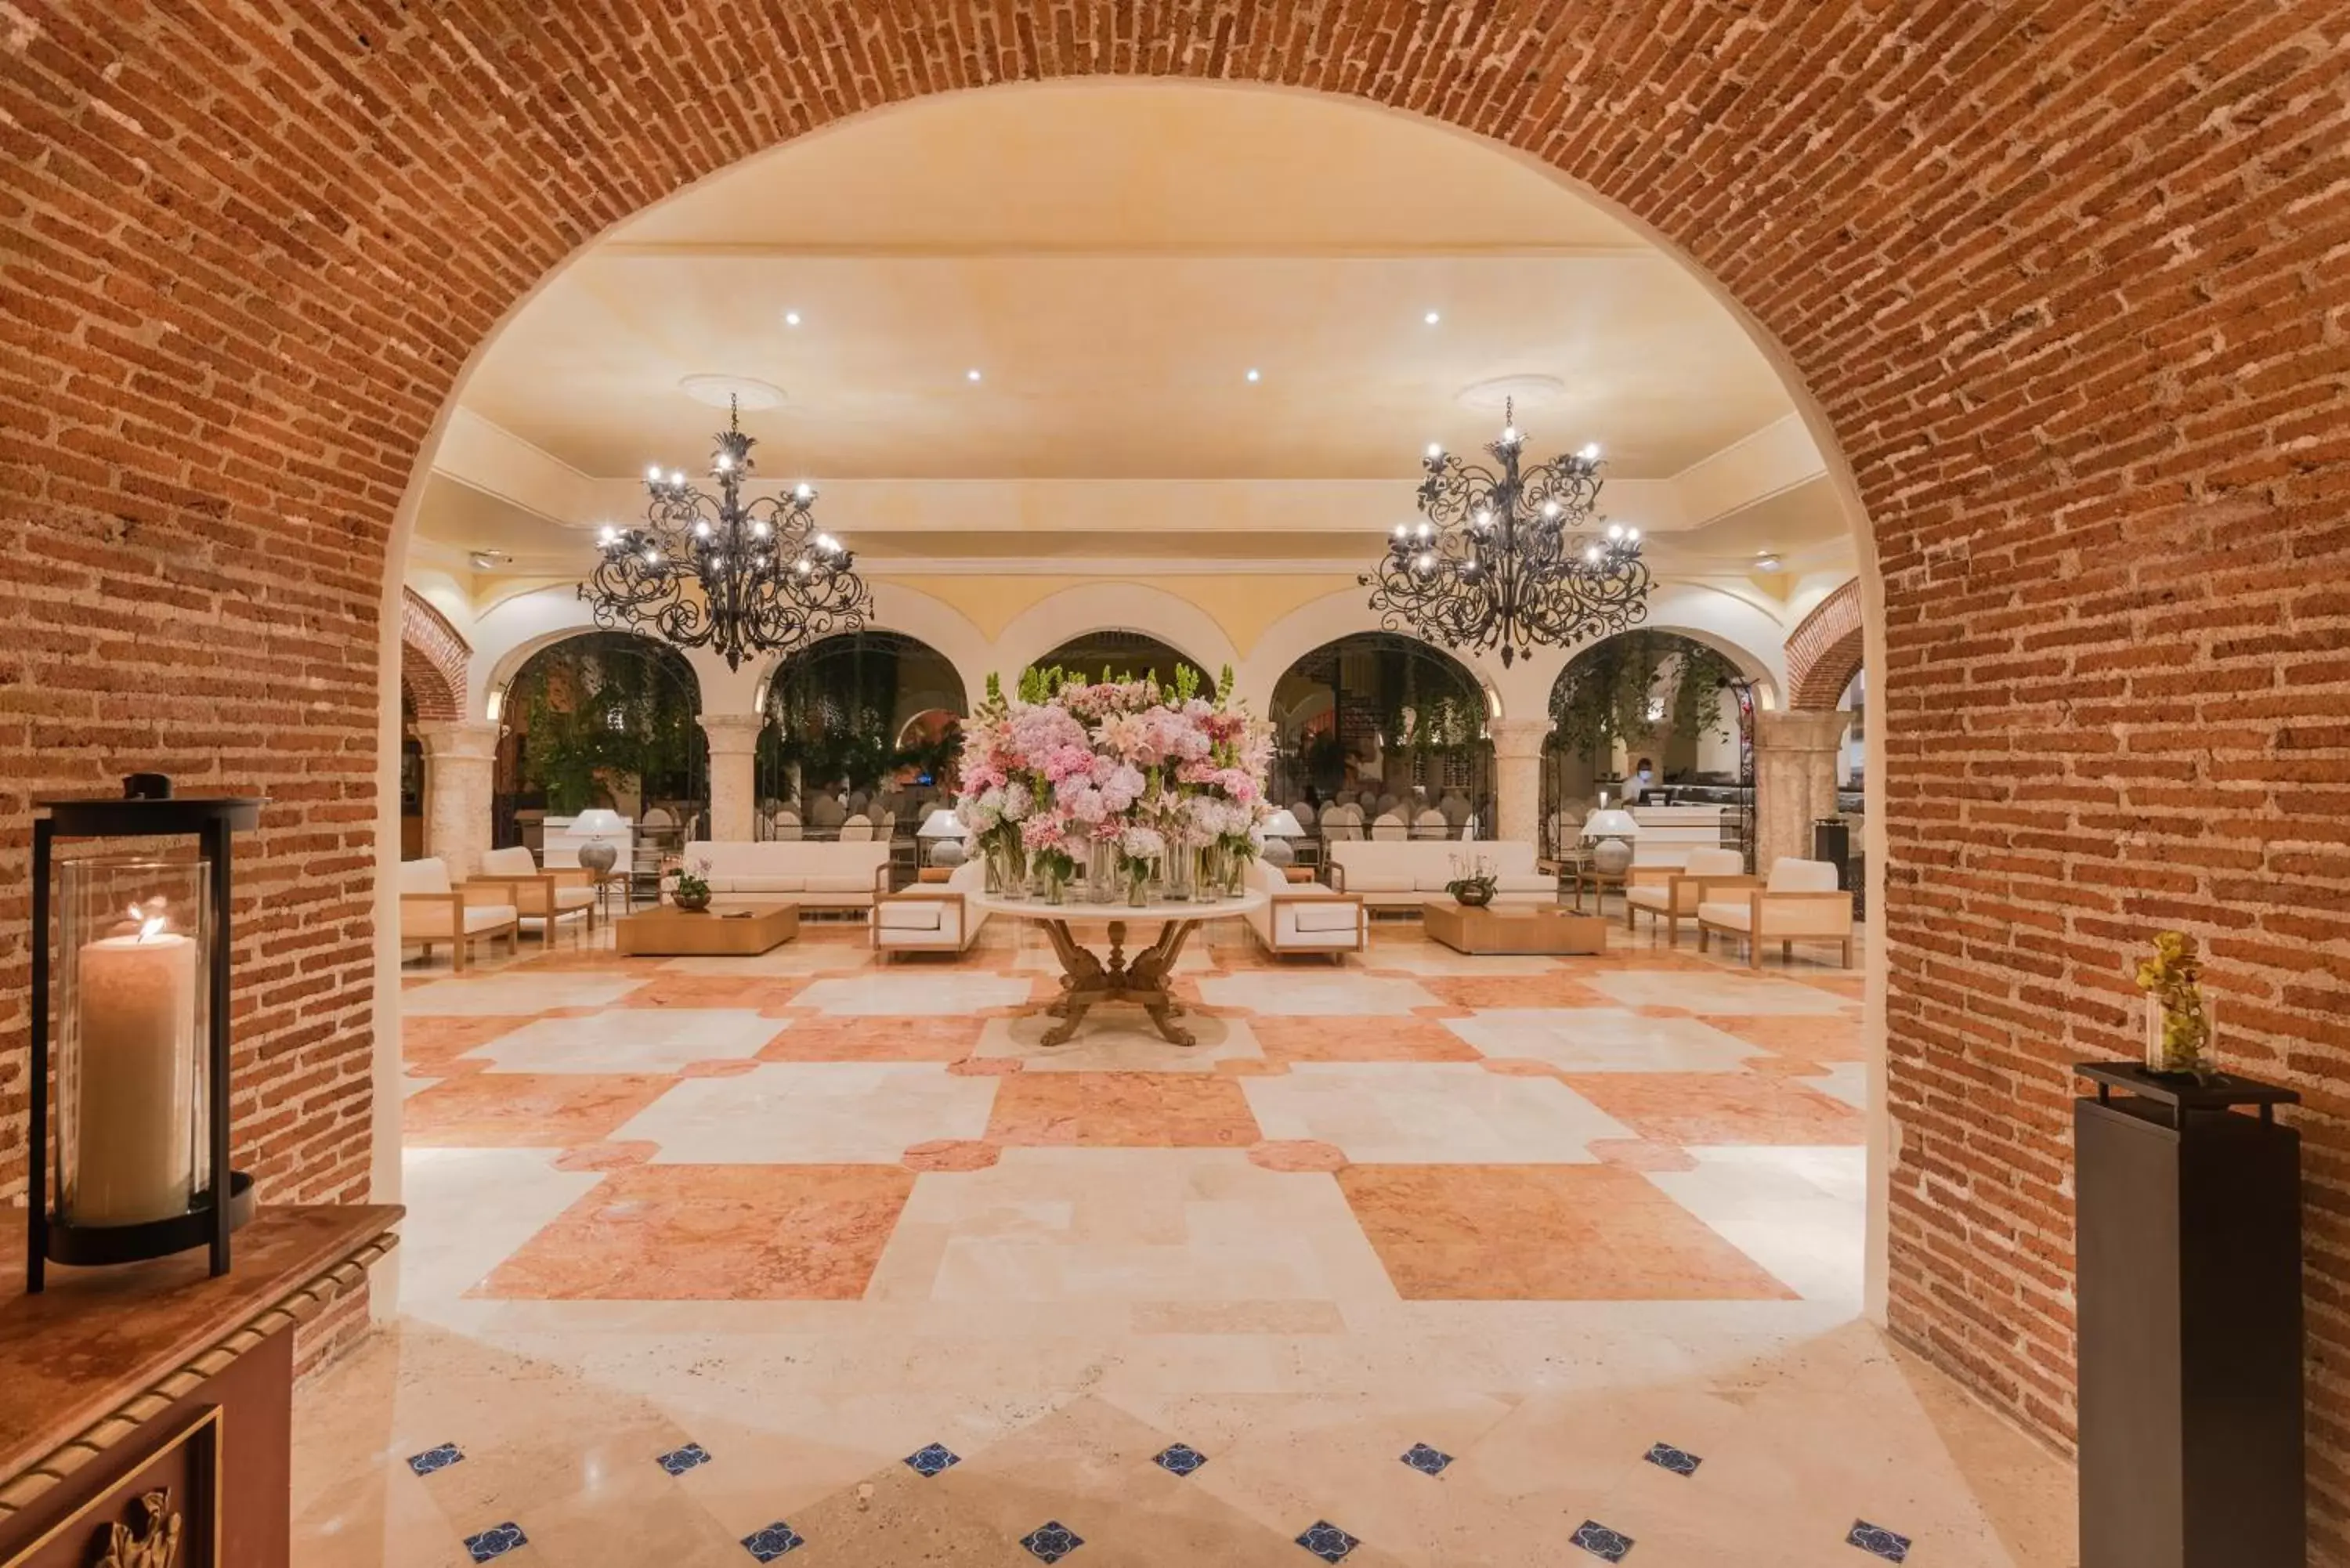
[1126,869,1150,908]
[2145,995,2214,1077]
[1086,840,1118,904]
[1162,844,1195,901]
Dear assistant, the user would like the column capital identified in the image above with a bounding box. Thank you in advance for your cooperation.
[697,712,768,756]
[412,719,501,761]
[1753,708,1851,753]
[1486,717,1550,761]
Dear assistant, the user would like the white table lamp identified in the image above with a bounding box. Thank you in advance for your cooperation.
[571,807,627,876]
[1263,808,1303,840]
[1582,808,1640,876]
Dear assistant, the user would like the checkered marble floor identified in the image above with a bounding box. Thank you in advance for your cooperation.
[295,912,2073,1566]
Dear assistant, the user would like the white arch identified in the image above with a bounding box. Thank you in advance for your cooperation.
[747,582,993,717]
[1235,590,1512,722]
[467,587,712,720]
[989,582,1241,693]
[1498,582,1791,723]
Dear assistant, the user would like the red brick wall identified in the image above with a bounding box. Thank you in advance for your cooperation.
[1784,579,1863,710]
[400,587,468,724]
[4,1,2347,1548]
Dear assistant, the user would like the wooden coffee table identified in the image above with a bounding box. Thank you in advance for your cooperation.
[1422,901,1607,956]
[614,903,799,956]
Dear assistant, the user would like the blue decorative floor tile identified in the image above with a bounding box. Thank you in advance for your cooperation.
[1153,1443,1208,1476]
[407,1442,464,1477]
[464,1523,526,1562]
[1021,1520,1085,1563]
[1398,1442,1453,1476]
[1643,1441,1701,1476]
[657,1442,712,1476]
[1295,1521,1360,1562]
[1571,1519,1635,1562]
[742,1521,805,1561]
[904,1442,961,1477]
[1847,1521,1911,1562]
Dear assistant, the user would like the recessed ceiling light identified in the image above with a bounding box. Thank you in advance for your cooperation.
[783,309,802,327]
[468,549,510,571]
[1755,552,1784,573]
[1245,367,1261,382]
[966,368,982,383]
[1423,310,1441,325]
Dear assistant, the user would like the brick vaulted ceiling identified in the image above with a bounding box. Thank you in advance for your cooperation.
[2,2,2345,1545]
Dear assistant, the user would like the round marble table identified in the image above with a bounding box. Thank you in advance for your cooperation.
[971,889,1268,1047]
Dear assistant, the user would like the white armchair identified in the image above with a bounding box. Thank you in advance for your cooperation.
[1241,858,1365,961]
[1624,847,1750,946]
[1696,857,1854,969]
[398,858,518,971]
[871,859,992,959]
[472,845,597,941]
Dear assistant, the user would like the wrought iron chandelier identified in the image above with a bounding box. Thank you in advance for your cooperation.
[1362,400,1650,666]
[581,396,873,670]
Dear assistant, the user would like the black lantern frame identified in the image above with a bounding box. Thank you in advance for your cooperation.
[27,777,262,1291]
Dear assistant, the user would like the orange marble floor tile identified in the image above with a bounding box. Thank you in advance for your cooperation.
[1590,1136,1701,1172]
[756,1015,989,1060]
[1701,1013,1867,1061]
[402,1073,676,1147]
[616,974,808,1012]
[554,1140,659,1172]
[903,1138,1002,1172]
[1560,1072,1865,1146]
[985,1071,1262,1147]
[508,950,669,975]
[475,1164,915,1300]
[1417,975,1615,1010]
[1250,1015,1481,1064]
[401,1014,529,1071]
[1248,1139,1349,1172]
[1336,1165,1795,1301]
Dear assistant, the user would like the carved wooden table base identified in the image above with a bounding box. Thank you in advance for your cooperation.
[1036,916,1204,1046]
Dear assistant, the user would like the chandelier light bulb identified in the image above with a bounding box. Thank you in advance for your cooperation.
[795,558,811,575]
[1415,551,1436,572]
[1582,443,1601,461]
[1426,443,1443,460]
[669,470,685,486]
[715,453,732,471]
[645,464,661,482]
[1625,526,1640,542]
[753,519,770,538]
[1502,426,1517,444]
[1416,521,1433,539]
[645,549,660,565]
[694,521,711,537]
[1542,500,1560,518]
[1585,546,1600,562]
[1392,524,1408,540]
[794,482,813,501]
[1607,523,1625,541]
[598,526,616,545]
[1474,511,1491,528]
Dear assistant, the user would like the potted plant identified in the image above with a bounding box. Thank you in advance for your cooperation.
[2134,930,2214,1078]
[1444,854,1498,908]
[669,858,714,913]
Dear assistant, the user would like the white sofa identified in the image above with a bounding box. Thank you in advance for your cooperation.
[1240,858,1366,959]
[682,840,893,911]
[397,858,518,970]
[870,859,993,959]
[473,845,598,941]
[1325,840,1554,909]
[1623,847,1750,946]
[1696,856,1854,969]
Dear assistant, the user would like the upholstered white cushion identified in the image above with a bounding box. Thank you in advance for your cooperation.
[555,886,595,911]
[877,901,945,932]
[399,858,453,895]
[713,874,804,894]
[1696,899,1754,932]
[1766,857,1839,893]
[1687,848,1747,879]
[461,903,517,932]
[1289,901,1361,934]
[479,846,538,876]
[1625,883,1674,913]
[803,873,877,894]
[1347,872,1418,893]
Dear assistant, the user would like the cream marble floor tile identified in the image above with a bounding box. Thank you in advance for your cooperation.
[1440,1007,1765,1071]
[1585,970,1852,1016]
[1806,1060,1869,1108]
[1194,972,1442,1016]
[866,1148,1397,1306]
[461,1008,782,1074]
[394,1149,608,1311]
[1357,947,1563,977]
[656,945,880,977]
[1643,1147,1865,1306]
[971,1012,1265,1072]
[796,971,1036,1014]
[402,973,648,1016]
[616,1062,998,1162]
[1240,1064,1632,1163]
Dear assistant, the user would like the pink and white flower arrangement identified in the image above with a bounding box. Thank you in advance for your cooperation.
[954,663,1271,894]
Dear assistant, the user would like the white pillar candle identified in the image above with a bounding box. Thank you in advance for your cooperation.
[72,927,197,1227]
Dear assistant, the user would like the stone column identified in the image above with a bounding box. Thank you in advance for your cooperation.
[1488,718,1549,847]
[698,713,766,843]
[1752,709,1852,872]
[413,720,500,880]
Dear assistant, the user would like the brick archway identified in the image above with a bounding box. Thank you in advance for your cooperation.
[400,587,469,723]
[1784,580,1864,711]
[7,8,2345,1536]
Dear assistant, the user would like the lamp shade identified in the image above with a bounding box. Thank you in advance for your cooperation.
[572,808,627,836]
[1582,809,1641,840]
[917,808,964,840]
[1263,808,1304,839]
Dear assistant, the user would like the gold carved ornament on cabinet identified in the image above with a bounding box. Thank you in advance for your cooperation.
[94,1490,182,1568]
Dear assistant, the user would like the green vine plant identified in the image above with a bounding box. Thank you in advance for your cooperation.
[1547,633,1742,768]
[513,638,701,815]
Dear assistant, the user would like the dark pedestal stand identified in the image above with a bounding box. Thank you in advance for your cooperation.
[2075,1064,2304,1568]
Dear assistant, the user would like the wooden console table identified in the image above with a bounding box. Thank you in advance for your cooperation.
[0,1205,401,1568]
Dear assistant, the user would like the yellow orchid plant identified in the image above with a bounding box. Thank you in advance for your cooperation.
[2133,930,2213,1078]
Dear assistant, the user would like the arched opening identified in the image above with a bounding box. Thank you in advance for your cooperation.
[1268,631,1495,838]
[754,630,968,840]
[396,680,426,860]
[1539,631,1756,863]
[1032,630,1216,696]
[492,630,708,854]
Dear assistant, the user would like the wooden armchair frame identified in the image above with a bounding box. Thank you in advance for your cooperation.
[1696,888,1854,970]
[466,865,598,942]
[400,883,520,971]
[1625,867,1759,945]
